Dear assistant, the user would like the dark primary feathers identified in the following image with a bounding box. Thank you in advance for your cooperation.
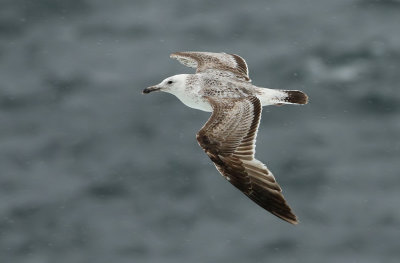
[171,51,250,81]
[196,96,298,224]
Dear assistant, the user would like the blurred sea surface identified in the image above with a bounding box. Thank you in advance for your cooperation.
[1,0,400,262]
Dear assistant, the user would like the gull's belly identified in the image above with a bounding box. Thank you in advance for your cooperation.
[178,95,212,112]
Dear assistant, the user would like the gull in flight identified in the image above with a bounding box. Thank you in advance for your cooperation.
[143,52,308,224]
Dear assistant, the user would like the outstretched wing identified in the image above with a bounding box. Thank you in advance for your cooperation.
[197,96,298,224]
[171,51,250,81]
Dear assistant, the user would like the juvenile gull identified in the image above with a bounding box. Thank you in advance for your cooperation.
[143,51,308,224]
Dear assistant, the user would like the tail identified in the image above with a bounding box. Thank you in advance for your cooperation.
[282,90,309,105]
[257,88,309,106]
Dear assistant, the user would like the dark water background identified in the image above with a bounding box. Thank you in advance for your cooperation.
[1,0,400,262]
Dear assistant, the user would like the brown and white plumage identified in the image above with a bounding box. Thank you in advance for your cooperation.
[197,96,298,224]
[171,51,250,81]
[143,52,308,224]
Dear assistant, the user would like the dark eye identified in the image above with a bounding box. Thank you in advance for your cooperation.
[167,80,173,84]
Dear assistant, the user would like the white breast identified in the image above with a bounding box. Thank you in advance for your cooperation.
[175,91,212,112]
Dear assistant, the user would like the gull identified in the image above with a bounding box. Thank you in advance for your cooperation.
[143,51,308,224]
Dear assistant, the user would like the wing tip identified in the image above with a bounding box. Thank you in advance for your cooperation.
[273,211,299,225]
[170,51,190,58]
[285,216,299,225]
[170,52,180,59]
[170,51,197,57]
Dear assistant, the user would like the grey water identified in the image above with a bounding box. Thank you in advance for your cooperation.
[1,0,399,262]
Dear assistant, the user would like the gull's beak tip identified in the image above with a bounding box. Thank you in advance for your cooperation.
[142,86,161,94]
